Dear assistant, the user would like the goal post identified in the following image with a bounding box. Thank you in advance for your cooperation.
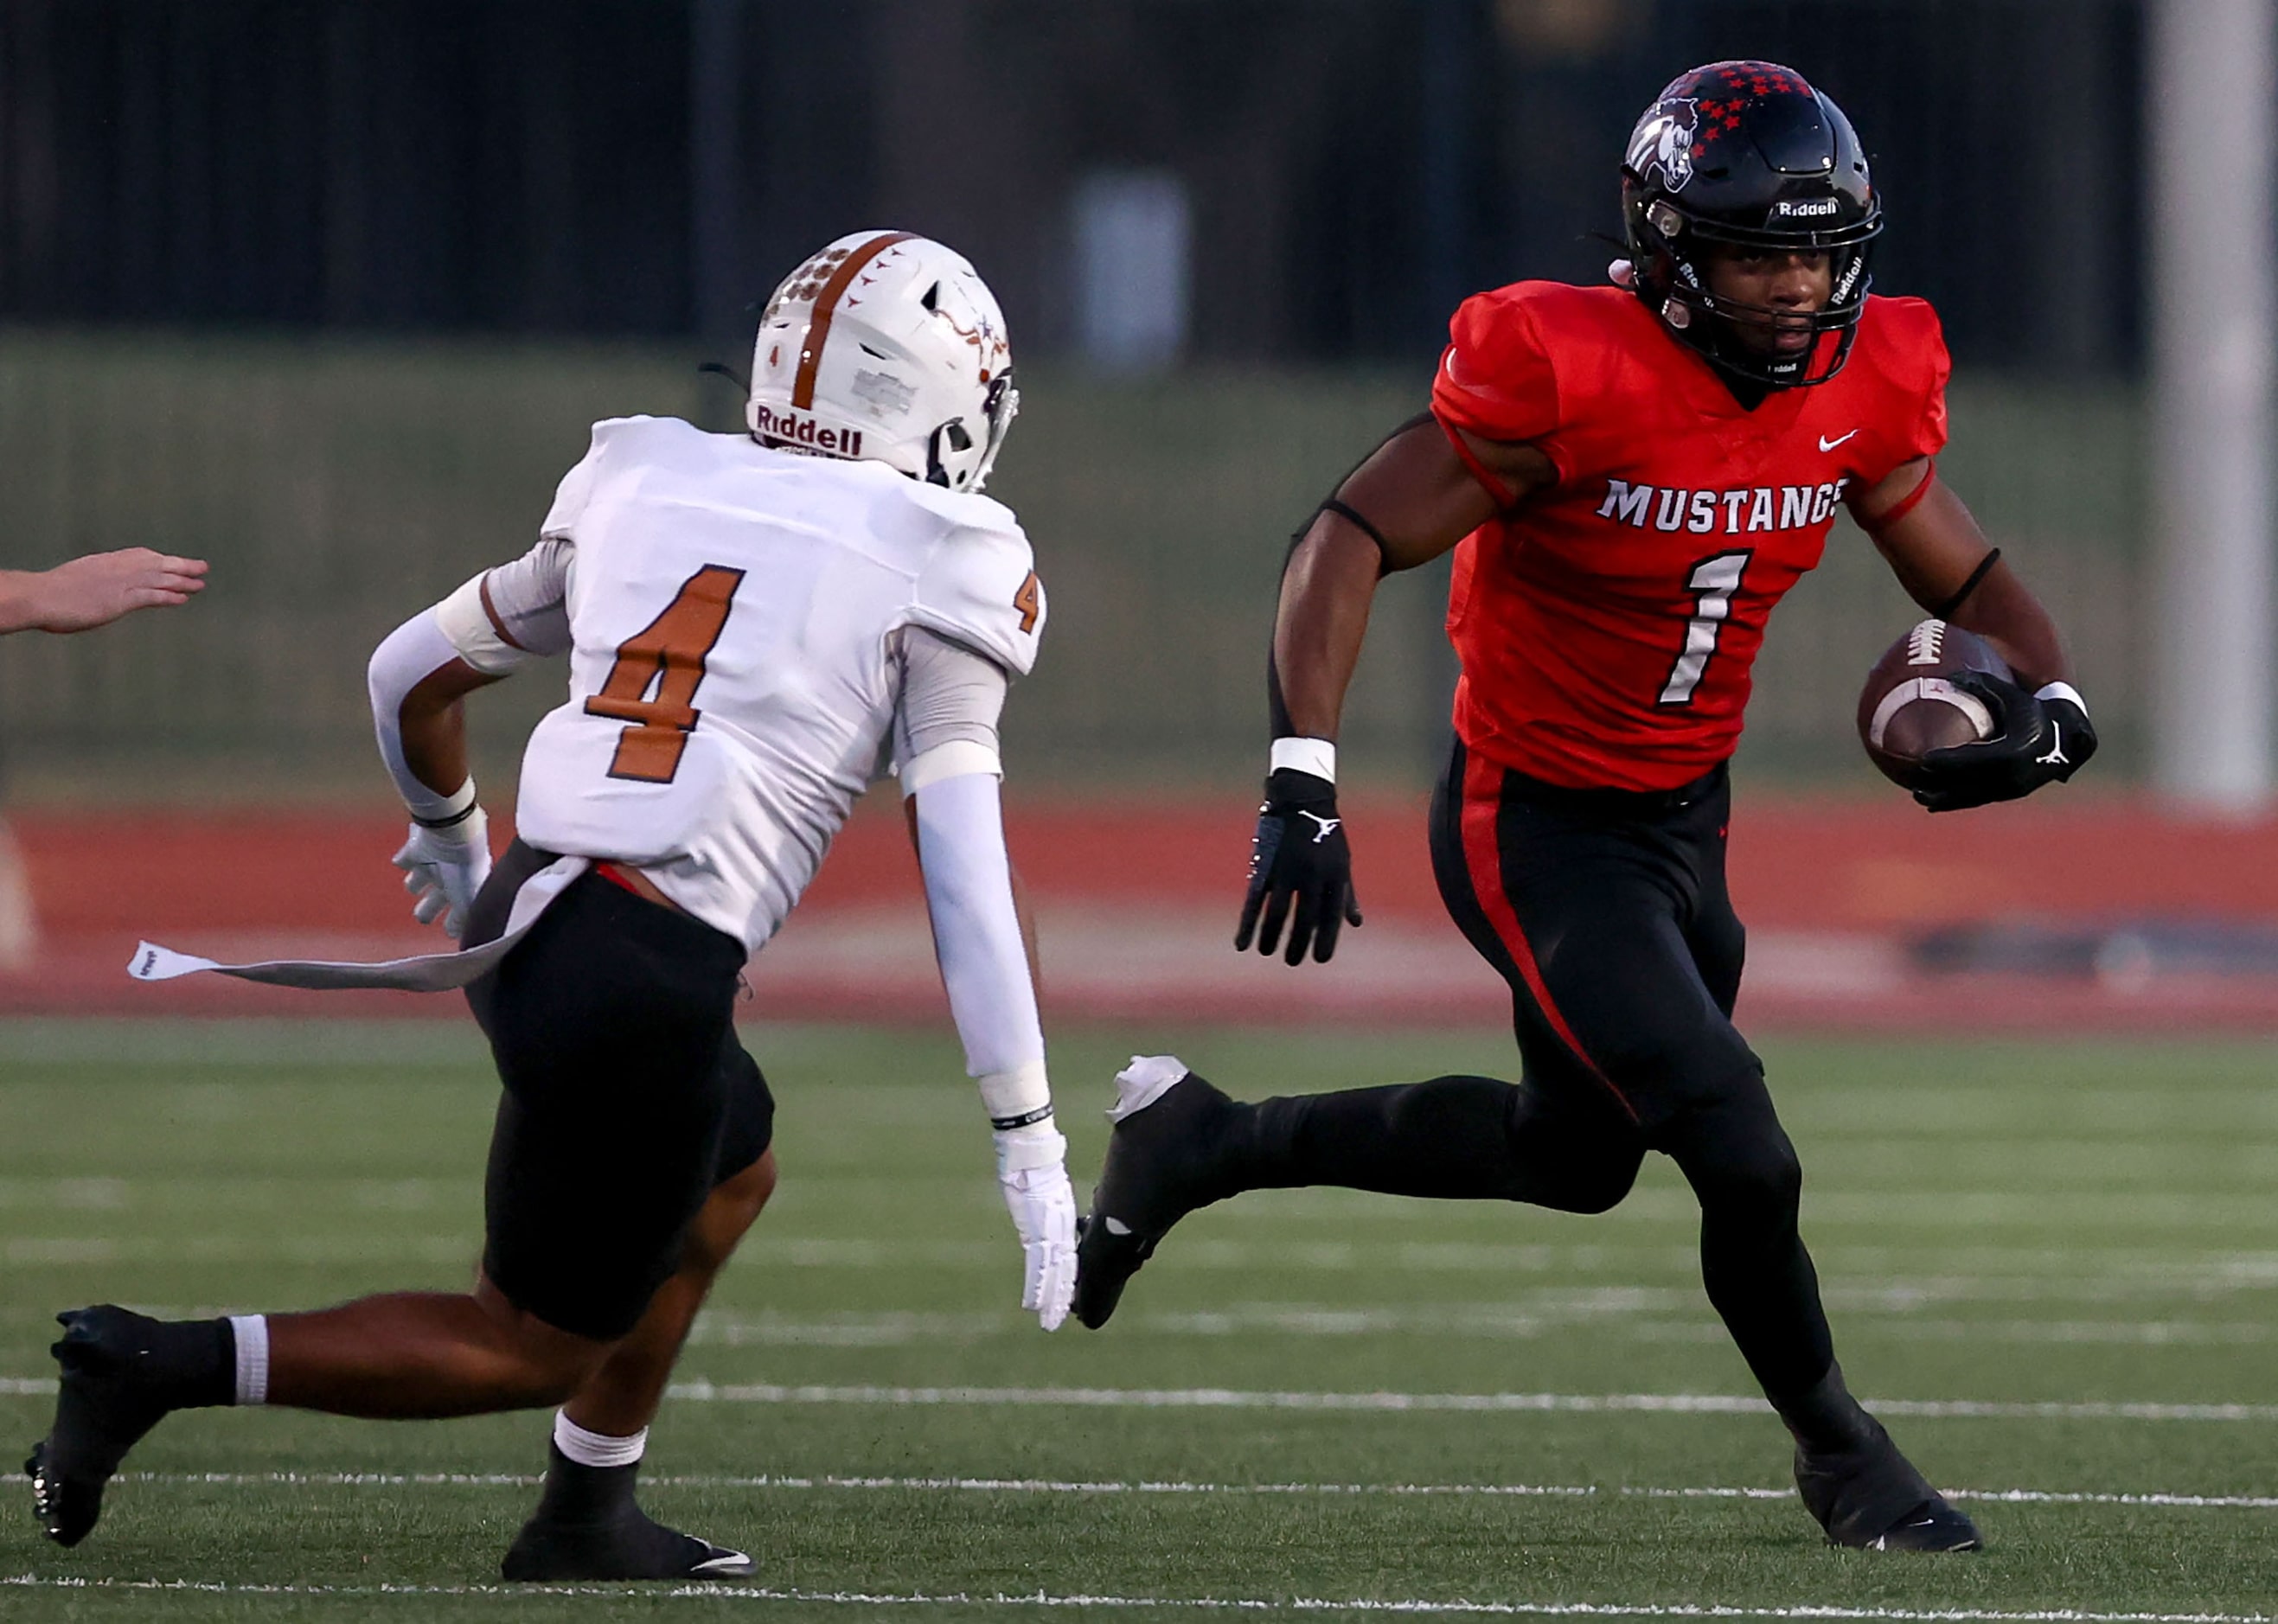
[2148,0,2276,811]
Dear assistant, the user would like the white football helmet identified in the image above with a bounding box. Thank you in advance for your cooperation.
[746,231,1018,493]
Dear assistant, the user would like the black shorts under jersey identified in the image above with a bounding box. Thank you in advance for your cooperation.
[461,839,776,1342]
[1428,739,1758,1146]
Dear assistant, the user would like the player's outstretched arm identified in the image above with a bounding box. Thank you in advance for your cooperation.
[898,629,1074,1331]
[1239,418,1553,964]
[0,549,208,635]
[1854,459,2095,810]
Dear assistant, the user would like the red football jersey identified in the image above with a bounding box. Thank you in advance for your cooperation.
[1430,282,1948,791]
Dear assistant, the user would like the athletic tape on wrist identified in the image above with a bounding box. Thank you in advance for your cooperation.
[2033,680,2087,719]
[413,781,480,829]
[992,1120,1067,1175]
[1270,737,1336,783]
[229,1314,269,1407]
[976,1058,1052,1124]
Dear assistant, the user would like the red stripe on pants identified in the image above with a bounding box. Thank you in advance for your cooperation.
[1457,751,1637,1122]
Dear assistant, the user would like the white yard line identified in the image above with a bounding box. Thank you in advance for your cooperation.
[106,1470,2278,1512]
[9,1375,2278,1423]
[10,1232,2278,1287]
[3,1574,2274,1621]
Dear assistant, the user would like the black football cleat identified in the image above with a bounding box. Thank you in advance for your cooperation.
[1795,1428,1982,1552]
[27,1306,187,1547]
[1073,1056,1245,1330]
[501,1502,753,1582]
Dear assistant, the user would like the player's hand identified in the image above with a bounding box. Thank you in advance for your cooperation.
[10,549,208,633]
[1236,768,1362,965]
[994,1124,1075,1330]
[1913,674,2096,812]
[392,809,492,938]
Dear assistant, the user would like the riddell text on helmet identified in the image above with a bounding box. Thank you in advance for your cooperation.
[752,404,863,457]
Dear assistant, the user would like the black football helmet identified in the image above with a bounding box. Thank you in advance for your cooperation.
[1620,61,1880,387]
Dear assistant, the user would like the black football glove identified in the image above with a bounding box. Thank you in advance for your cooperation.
[1234,768,1363,965]
[1912,672,2096,813]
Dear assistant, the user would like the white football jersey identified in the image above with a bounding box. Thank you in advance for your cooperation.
[506,416,1044,951]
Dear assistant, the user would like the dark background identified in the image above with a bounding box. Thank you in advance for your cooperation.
[0,0,2140,374]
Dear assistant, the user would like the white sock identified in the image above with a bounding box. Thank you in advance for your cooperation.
[553,1409,646,1469]
[228,1314,269,1407]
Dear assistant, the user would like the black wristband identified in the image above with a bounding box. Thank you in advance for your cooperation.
[990,1104,1055,1133]
[413,801,481,831]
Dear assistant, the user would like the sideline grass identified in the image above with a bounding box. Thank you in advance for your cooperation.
[2,1019,2275,1618]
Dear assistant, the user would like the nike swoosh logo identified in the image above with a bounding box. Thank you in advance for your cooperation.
[1818,430,1859,451]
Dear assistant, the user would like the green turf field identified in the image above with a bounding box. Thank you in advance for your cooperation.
[2,1018,2275,1620]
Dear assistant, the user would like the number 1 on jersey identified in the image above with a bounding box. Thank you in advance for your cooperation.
[584,565,746,783]
[1659,551,1750,707]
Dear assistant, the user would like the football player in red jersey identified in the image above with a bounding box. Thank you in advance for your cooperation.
[1074,62,2096,1553]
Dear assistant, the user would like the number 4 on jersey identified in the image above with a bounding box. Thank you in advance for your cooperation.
[1659,551,1750,707]
[584,565,745,783]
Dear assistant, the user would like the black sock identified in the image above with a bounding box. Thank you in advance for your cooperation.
[530,1440,639,1525]
[1246,1077,1524,1197]
[1769,1362,1883,1455]
[1244,1075,1641,1212]
[138,1315,236,1410]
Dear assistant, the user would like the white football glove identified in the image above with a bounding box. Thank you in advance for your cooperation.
[995,1123,1076,1331]
[392,807,492,940]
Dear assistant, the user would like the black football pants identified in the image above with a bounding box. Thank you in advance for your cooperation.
[461,840,776,1342]
[1235,740,1834,1401]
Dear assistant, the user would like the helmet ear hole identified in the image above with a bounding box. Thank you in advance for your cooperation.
[944,421,973,452]
[920,282,942,312]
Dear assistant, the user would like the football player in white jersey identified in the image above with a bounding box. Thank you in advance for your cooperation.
[30,233,1074,1582]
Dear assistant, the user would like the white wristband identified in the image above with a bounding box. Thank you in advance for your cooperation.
[2034,681,2087,719]
[978,1057,1053,1127]
[1270,737,1336,783]
[415,777,478,827]
[992,1120,1066,1175]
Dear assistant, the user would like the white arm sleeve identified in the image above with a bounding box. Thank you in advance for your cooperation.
[433,538,573,675]
[368,610,476,822]
[914,770,1050,1128]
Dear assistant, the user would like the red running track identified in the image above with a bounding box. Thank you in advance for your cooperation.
[10,790,2278,1031]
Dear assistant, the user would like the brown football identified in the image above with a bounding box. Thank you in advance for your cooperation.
[1857,619,2013,790]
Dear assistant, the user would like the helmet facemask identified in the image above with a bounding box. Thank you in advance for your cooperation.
[1625,189,1879,388]
[925,370,1020,494]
